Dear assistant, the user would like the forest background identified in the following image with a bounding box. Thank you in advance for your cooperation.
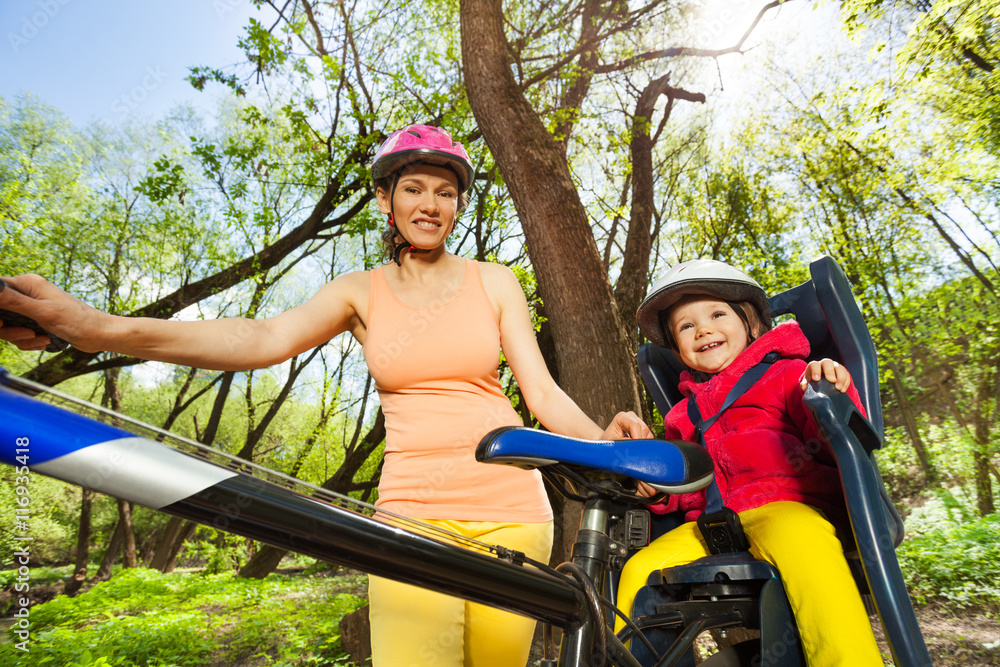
[0,0,998,665]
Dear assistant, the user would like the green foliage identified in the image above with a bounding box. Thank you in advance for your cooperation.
[0,568,366,666]
[0,94,88,279]
[185,526,253,575]
[186,66,246,97]
[136,156,187,204]
[240,18,290,74]
[0,469,79,564]
[898,495,1000,608]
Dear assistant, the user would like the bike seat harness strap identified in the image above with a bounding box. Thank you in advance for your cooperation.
[687,351,780,553]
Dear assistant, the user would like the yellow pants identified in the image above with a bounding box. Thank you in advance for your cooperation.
[616,501,883,666]
[368,519,553,667]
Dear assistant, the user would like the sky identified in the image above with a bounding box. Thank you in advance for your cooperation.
[0,0,271,126]
[0,0,844,130]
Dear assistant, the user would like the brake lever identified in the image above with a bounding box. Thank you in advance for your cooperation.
[0,279,70,352]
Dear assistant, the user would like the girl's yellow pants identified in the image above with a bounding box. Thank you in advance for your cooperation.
[368,518,553,667]
[616,501,884,666]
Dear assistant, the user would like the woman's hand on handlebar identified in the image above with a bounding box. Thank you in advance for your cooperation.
[600,411,654,441]
[0,274,111,353]
[635,481,659,498]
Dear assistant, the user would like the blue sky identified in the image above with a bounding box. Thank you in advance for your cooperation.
[1,0,270,126]
[0,1,839,129]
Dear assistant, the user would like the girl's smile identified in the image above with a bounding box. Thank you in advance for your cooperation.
[668,297,749,374]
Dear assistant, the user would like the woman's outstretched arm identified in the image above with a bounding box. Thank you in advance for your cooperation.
[0,272,369,371]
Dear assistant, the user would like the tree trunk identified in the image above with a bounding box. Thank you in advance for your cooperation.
[885,360,937,484]
[614,76,668,348]
[340,605,372,666]
[461,0,642,427]
[64,488,94,596]
[199,371,235,446]
[163,520,198,573]
[118,499,138,568]
[238,543,289,579]
[149,516,184,572]
[95,518,126,582]
[148,370,236,574]
[972,368,996,516]
[149,517,198,573]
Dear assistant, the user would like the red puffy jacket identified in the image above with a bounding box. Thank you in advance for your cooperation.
[650,322,863,525]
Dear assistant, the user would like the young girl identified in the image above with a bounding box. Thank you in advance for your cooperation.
[620,259,882,666]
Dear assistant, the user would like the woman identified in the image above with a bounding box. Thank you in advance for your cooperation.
[0,124,652,666]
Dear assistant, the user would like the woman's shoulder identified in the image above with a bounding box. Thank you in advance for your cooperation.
[476,260,521,293]
[318,270,372,309]
[476,259,516,279]
[331,269,373,288]
[475,261,526,320]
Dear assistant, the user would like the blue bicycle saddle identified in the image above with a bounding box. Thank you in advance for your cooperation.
[476,426,714,494]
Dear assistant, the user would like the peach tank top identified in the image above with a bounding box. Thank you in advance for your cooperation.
[363,259,552,522]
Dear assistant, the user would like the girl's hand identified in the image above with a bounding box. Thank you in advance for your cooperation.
[600,411,654,440]
[800,358,852,393]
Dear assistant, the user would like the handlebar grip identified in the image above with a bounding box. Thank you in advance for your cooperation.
[0,279,70,353]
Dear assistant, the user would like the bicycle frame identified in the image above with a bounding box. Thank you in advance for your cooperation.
[0,370,646,666]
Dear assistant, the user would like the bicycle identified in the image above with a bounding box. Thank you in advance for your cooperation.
[0,256,933,666]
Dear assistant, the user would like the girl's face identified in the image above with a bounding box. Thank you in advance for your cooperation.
[668,297,749,374]
[376,163,460,250]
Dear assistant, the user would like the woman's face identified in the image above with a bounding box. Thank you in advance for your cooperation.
[376,163,460,250]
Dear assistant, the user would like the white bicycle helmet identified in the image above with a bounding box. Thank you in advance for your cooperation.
[637,259,772,348]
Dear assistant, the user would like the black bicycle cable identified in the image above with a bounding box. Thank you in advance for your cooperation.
[599,590,660,658]
[556,561,608,660]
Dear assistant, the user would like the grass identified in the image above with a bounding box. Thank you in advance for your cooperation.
[0,567,367,666]
[897,506,1000,609]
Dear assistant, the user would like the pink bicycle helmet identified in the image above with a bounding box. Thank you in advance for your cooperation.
[371,124,475,191]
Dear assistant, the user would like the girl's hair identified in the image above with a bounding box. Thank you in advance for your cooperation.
[733,300,769,341]
[660,298,771,353]
[374,169,471,262]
